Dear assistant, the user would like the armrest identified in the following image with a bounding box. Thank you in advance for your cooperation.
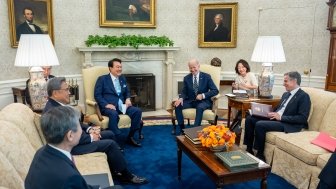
[86,99,104,122]
[211,94,221,114]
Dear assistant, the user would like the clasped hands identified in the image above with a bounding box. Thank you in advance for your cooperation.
[105,99,132,110]
[268,112,281,121]
[89,126,101,141]
[174,94,204,107]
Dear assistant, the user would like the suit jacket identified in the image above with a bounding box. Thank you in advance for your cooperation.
[94,74,131,111]
[16,21,43,40]
[25,145,98,189]
[318,152,336,189]
[43,98,92,144]
[25,75,55,106]
[205,24,230,42]
[180,72,219,107]
[274,88,311,132]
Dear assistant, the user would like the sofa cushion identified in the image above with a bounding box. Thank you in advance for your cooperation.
[0,121,35,181]
[73,153,113,186]
[33,114,46,145]
[302,87,336,131]
[316,153,332,169]
[319,100,336,137]
[266,131,286,145]
[275,131,330,165]
[0,151,24,189]
[0,103,43,150]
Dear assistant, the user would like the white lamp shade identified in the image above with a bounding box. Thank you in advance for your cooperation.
[251,36,286,63]
[14,34,60,67]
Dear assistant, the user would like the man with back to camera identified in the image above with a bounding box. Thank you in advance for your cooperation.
[173,58,219,134]
[205,13,230,42]
[43,77,148,185]
[16,7,44,40]
[25,106,124,189]
[243,71,311,161]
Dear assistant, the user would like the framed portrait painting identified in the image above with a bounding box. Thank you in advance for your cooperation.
[199,3,238,48]
[8,0,54,47]
[100,0,156,28]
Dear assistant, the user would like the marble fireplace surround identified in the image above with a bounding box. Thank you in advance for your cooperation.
[78,46,180,110]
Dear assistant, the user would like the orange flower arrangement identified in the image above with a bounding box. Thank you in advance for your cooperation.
[198,125,236,148]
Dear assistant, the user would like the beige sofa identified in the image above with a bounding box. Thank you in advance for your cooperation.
[0,103,113,189]
[240,87,336,189]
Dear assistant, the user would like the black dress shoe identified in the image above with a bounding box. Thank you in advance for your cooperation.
[127,136,141,147]
[118,174,149,185]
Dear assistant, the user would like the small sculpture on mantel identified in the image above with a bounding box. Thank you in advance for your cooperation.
[210,57,222,67]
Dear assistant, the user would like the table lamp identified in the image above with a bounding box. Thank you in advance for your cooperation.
[14,34,59,111]
[251,36,286,98]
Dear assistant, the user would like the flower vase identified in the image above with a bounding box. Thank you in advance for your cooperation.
[209,145,227,152]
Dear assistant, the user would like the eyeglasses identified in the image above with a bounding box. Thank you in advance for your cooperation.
[58,88,70,92]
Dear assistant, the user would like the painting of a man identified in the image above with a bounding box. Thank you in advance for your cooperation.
[205,13,230,42]
[106,0,150,21]
[16,7,44,40]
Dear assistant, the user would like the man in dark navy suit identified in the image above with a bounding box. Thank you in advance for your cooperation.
[94,58,143,147]
[43,77,148,185]
[244,71,311,161]
[173,58,219,133]
[16,7,44,40]
[25,106,123,189]
[317,152,336,189]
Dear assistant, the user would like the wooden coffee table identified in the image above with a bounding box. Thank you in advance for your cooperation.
[176,135,271,189]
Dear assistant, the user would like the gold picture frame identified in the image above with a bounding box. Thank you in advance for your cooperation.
[8,0,54,48]
[199,3,238,48]
[100,0,156,28]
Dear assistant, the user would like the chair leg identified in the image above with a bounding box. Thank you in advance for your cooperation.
[187,119,190,126]
[138,120,144,139]
[214,115,218,125]
[171,117,176,135]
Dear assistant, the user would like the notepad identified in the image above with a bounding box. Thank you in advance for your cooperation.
[311,132,336,152]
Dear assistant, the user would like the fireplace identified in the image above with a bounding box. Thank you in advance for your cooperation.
[125,73,155,112]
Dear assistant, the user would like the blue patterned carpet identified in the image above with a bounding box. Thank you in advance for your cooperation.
[117,125,296,189]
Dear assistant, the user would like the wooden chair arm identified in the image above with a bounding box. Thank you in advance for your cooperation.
[86,99,104,122]
[211,94,221,114]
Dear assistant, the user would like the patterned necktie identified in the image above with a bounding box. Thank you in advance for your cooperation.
[193,75,198,95]
[115,78,121,95]
[276,92,291,112]
[114,78,123,111]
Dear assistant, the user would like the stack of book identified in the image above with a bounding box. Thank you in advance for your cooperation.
[215,150,259,172]
[183,125,206,145]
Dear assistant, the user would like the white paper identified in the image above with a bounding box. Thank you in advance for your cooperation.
[225,93,236,97]
[233,90,247,94]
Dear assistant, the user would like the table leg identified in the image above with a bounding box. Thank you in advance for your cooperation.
[177,145,182,180]
[227,106,232,127]
[261,177,267,189]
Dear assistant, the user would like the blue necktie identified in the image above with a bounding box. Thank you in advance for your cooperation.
[114,78,123,111]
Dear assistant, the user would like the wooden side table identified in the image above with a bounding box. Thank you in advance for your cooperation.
[12,87,26,104]
[227,96,281,127]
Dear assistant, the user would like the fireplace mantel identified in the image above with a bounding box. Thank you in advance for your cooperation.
[78,46,180,109]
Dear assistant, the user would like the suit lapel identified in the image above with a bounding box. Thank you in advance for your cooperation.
[198,72,205,90]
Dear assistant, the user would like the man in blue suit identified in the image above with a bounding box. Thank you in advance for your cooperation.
[95,58,143,147]
[173,58,219,134]
[244,71,311,161]
[25,106,123,189]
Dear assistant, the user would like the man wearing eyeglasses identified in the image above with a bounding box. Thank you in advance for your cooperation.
[43,77,148,185]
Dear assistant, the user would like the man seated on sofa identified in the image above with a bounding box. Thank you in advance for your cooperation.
[43,77,148,185]
[25,106,123,189]
[243,71,311,161]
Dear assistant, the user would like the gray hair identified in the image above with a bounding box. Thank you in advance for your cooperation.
[215,14,223,20]
[47,77,66,97]
[285,71,301,85]
[41,106,80,145]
